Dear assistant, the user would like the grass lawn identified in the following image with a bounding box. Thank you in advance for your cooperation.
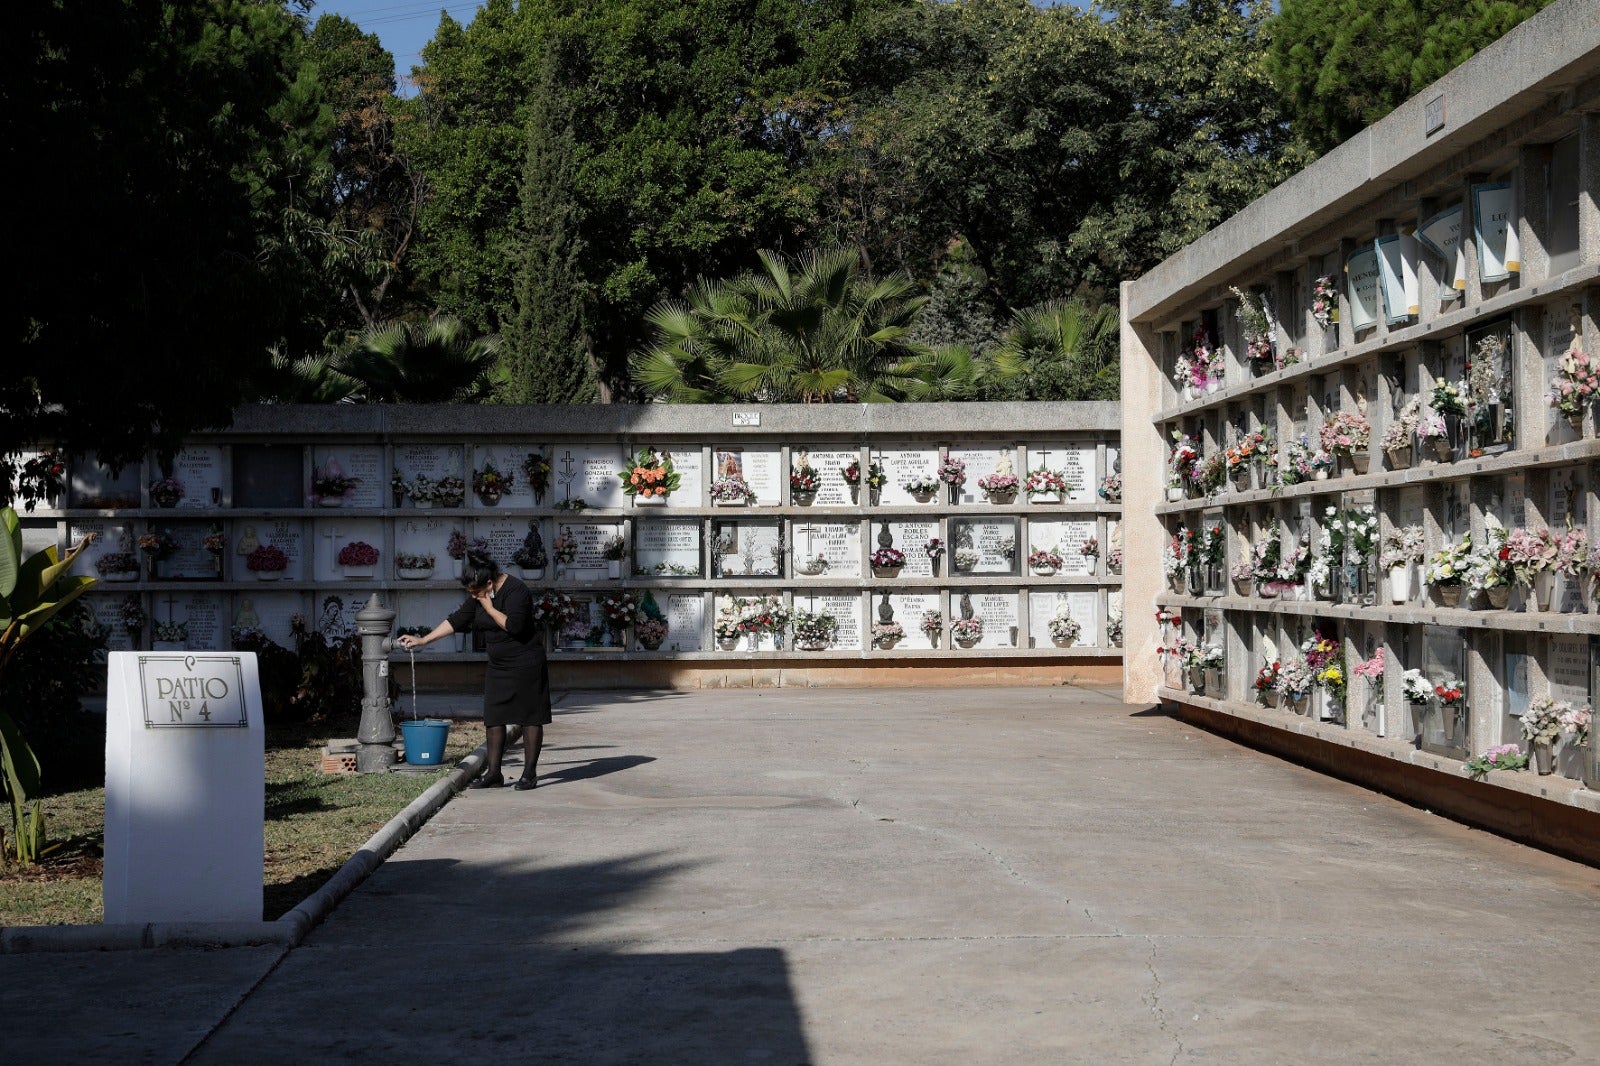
[0,717,485,926]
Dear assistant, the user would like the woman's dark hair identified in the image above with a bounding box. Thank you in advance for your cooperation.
[460,548,501,589]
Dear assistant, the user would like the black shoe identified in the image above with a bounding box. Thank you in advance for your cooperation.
[513,776,537,791]
[469,773,504,789]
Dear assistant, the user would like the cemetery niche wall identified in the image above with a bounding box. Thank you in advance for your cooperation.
[1119,1,1600,855]
[37,403,1122,685]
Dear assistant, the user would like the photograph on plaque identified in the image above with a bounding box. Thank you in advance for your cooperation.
[85,593,138,654]
[312,518,384,582]
[664,593,705,652]
[887,520,939,577]
[310,445,383,509]
[1504,650,1530,718]
[872,446,941,507]
[1024,443,1095,503]
[232,444,305,510]
[791,518,860,578]
[712,447,782,506]
[149,445,226,510]
[393,443,467,508]
[793,591,863,650]
[945,447,1011,505]
[887,591,942,649]
[792,447,856,506]
[235,519,307,582]
[231,591,308,652]
[69,454,141,509]
[713,520,784,577]
[634,518,702,577]
[544,445,627,510]
[950,517,1017,576]
[547,521,622,582]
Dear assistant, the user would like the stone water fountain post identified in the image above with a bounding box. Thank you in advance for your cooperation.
[355,593,398,772]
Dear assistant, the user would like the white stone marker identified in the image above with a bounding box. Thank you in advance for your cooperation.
[104,651,264,924]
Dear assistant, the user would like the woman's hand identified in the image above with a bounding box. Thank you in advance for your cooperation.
[472,587,495,609]
[397,634,423,650]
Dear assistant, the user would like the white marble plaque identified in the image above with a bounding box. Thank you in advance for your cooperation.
[395,443,466,506]
[713,447,782,506]
[635,519,701,576]
[395,590,468,654]
[551,521,621,581]
[312,519,384,582]
[149,591,225,651]
[792,520,861,578]
[86,593,137,653]
[72,520,135,578]
[796,448,856,506]
[795,591,862,650]
[651,446,703,508]
[160,445,226,510]
[164,521,224,581]
[970,591,1019,649]
[873,446,940,507]
[475,514,528,572]
[234,519,306,582]
[952,519,1017,575]
[665,593,705,652]
[946,447,1010,505]
[1027,591,1100,649]
[311,446,382,508]
[888,592,943,649]
[70,455,141,509]
[1026,443,1095,502]
[713,521,783,577]
[470,443,539,507]
[1398,488,1427,531]
[233,591,306,650]
[1058,520,1096,576]
[543,445,626,510]
[888,521,939,577]
[1549,636,1590,706]
[395,516,457,573]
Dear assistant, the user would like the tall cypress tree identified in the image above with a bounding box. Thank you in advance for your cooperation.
[503,43,599,403]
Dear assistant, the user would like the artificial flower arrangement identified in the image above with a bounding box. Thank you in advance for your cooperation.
[602,534,626,561]
[1318,411,1370,456]
[1107,545,1123,570]
[1382,398,1422,454]
[871,621,906,647]
[1276,434,1324,485]
[1098,471,1122,502]
[1028,547,1063,571]
[513,525,548,569]
[1423,534,1474,588]
[1186,643,1224,671]
[1414,409,1449,445]
[937,456,967,487]
[435,476,467,507]
[1229,560,1255,587]
[472,462,513,500]
[1254,660,1281,695]
[1250,521,1283,590]
[396,551,436,570]
[96,544,140,575]
[842,460,887,490]
[1105,601,1123,645]
[1276,532,1312,587]
[1503,527,1558,587]
[1549,340,1600,420]
[1046,606,1081,645]
[246,544,288,574]
[1352,647,1385,698]
[796,553,830,575]
[1173,324,1224,392]
[1379,525,1425,570]
[1559,701,1593,746]
[149,476,185,508]
[1197,451,1227,495]
[621,448,681,499]
[1311,274,1339,331]
[1167,430,1200,489]
[1080,537,1100,560]
[1024,468,1068,496]
[1521,696,1567,748]
[1556,527,1590,583]
[552,531,578,565]
[447,530,487,564]
[976,471,1020,498]
[920,610,944,639]
[553,497,588,511]
[713,595,790,641]
[202,524,228,556]
[535,591,583,630]
[137,530,179,560]
[953,548,980,572]
[949,615,984,643]
[789,459,822,499]
[1224,431,1269,478]
[1463,745,1529,778]
[790,608,839,648]
[120,594,146,633]
[1273,655,1315,699]
[153,619,189,644]
[402,473,442,506]
[1163,526,1195,579]
[709,474,757,504]
[924,538,945,561]
[903,474,942,497]
[1194,524,1223,571]
[1232,286,1274,371]
[523,452,552,503]
[1400,668,1435,705]
[598,591,639,632]
[1430,379,1469,418]
[337,540,380,567]
[635,594,671,648]
[1327,506,1378,566]
[870,546,907,569]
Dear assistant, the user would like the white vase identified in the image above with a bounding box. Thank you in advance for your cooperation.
[607,561,622,579]
[1028,491,1063,505]
[635,495,667,506]
[342,564,375,580]
[451,559,464,580]
[520,567,544,580]
[1388,564,1413,604]
[1533,571,1557,612]
[255,570,281,582]
[398,568,434,581]
[1166,486,1183,502]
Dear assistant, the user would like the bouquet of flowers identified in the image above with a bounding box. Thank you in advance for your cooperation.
[709,475,757,503]
[1415,410,1448,443]
[920,610,944,638]
[120,595,147,633]
[1328,506,1378,564]
[396,551,436,571]
[1424,535,1474,587]
[1163,527,1194,578]
[514,525,548,569]
[1353,647,1386,697]
[1430,379,1468,418]
[953,549,980,571]
[1302,630,1340,673]
[790,460,821,498]
[337,541,379,567]
[435,476,467,507]
[447,530,486,562]
[1098,471,1121,502]
[621,448,681,499]
[1229,560,1255,584]
[872,621,906,647]
[1503,527,1557,586]
[1277,435,1318,485]
[1046,606,1081,645]
[1380,525,1425,570]
[1556,527,1590,580]
[1382,398,1422,452]
[1559,702,1592,745]
[554,498,588,512]
[523,452,552,502]
[1254,660,1281,693]
[202,524,227,556]
[977,472,1020,496]
[791,609,838,647]
[1106,601,1123,645]
[95,550,140,575]
[137,530,178,560]
[937,456,967,487]
[843,460,887,489]
[1464,744,1529,778]
[535,591,582,629]
[1025,468,1067,495]
[246,544,288,573]
[1080,537,1101,560]
[871,546,906,569]
[598,591,639,631]
[552,531,578,565]
[1195,524,1222,569]
[1028,548,1063,570]
[1401,669,1434,704]
[1311,274,1339,331]
[949,615,984,642]
[602,534,626,561]
[1549,342,1600,419]
[636,617,670,647]
[903,474,942,496]
[1168,431,1200,488]
[924,538,944,561]
[472,462,513,498]
[1276,533,1311,585]
[1521,696,1564,745]
[1318,411,1370,455]
[1274,655,1315,697]
[405,474,441,506]
[1107,546,1123,570]
[153,619,189,643]
[149,477,185,507]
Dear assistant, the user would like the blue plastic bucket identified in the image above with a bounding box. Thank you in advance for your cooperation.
[400,719,451,766]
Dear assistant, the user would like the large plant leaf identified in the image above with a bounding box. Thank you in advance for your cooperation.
[0,707,43,863]
[11,575,97,642]
[0,508,19,602]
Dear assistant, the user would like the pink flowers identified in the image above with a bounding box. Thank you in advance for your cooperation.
[1549,345,1600,418]
[337,541,379,566]
[1353,646,1386,680]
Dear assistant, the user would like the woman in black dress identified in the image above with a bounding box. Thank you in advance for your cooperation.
[397,549,551,790]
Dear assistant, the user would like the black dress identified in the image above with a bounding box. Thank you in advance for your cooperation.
[447,575,551,727]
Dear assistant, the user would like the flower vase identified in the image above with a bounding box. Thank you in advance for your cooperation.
[873,565,903,579]
[1487,585,1510,609]
[745,631,760,652]
[947,484,961,504]
[1313,466,1330,481]
[1163,658,1183,690]
[1533,740,1555,775]
[1188,667,1205,696]
[1185,570,1203,596]
[521,567,544,581]
[478,490,501,507]
[606,561,622,579]
[1290,692,1309,716]
[1349,452,1370,475]
[1436,584,1462,607]
[1580,742,1600,789]
[1388,564,1413,604]
[635,494,668,507]
[640,634,665,651]
[1533,571,1557,612]
[1260,689,1280,709]
[1310,576,1332,602]
[1430,437,1452,463]
[1031,565,1057,578]
[104,570,138,583]
[1204,667,1223,695]
[318,496,343,508]
[1233,579,1252,597]
[343,564,375,580]
[1166,486,1183,502]
[1205,376,1222,394]
[256,570,281,582]
[398,567,434,581]
[1028,490,1063,505]
[451,559,464,580]
[1386,445,1413,470]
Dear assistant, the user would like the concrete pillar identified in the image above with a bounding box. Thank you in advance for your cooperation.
[1121,282,1165,704]
[355,593,398,773]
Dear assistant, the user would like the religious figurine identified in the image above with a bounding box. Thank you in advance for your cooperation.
[236,524,260,556]
[994,452,1013,476]
[235,598,262,631]
[959,591,974,620]
[878,590,894,624]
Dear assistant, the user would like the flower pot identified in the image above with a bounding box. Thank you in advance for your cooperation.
[872,565,902,579]
[451,559,464,580]
[1532,571,1557,612]
[1166,486,1183,502]
[910,490,936,504]
[640,635,665,651]
[103,570,139,583]
[1386,445,1413,470]
[1031,565,1058,577]
[1188,667,1205,696]
[255,570,282,582]
[1486,585,1510,609]
[1257,584,1278,599]
[607,561,622,579]
[520,567,544,581]
[1580,743,1599,789]
[1436,584,1462,608]
[398,567,434,581]
[1232,579,1252,597]
[635,494,668,507]
[1310,577,1333,601]
[1290,692,1309,716]
[1260,689,1280,709]
[714,497,748,507]
[793,492,816,506]
[1186,571,1203,596]
[1349,452,1370,475]
[440,498,464,509]
[718,636,739,651]
[1430,437,1453,463]
[1388,565,1413,604]
[745,631,760,652]
[1204,667,1223,695]
[317,497,343,508]
[342,564,376,580]
[478,490,501,506]
[1028,491,1064,505]
[875,637,900,651]
[1313,467,1330,481]
[1205,377,1221,394]
[955,635,980,649]
[797,640,829,652]
[1533,740,1555,776]
[399,719,451,767]
[984,490,1017,505]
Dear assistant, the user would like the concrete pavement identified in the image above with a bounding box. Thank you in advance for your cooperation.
[8,685,1600,1063]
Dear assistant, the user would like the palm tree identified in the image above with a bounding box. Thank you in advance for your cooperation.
[334,317,501,403]
[990,300,1119,401]
[631,249,940,403]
